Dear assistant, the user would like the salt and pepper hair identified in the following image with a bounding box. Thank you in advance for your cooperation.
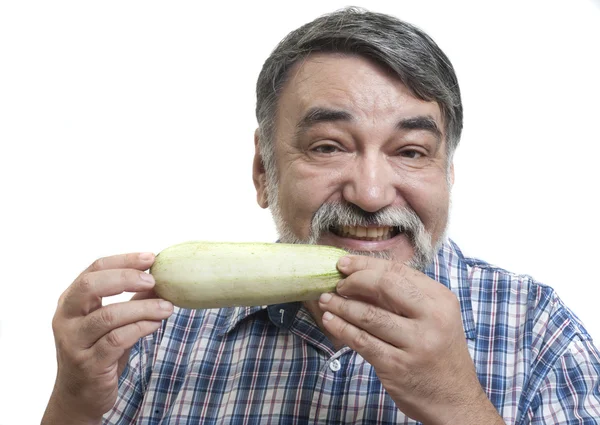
[255,6,463,188]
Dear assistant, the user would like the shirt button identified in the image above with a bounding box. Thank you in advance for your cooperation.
[329,359,341,372]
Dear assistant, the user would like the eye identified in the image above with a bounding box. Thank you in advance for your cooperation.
[311,143,341,154]
[399,149,423,159]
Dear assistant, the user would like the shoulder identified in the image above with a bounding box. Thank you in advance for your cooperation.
[448,239,593,353]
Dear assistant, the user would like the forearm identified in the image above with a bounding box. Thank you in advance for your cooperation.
[41,390,102,425]
[423,391,506,425]
[431,410,505,425]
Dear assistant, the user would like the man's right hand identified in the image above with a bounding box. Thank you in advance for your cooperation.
[42,253,174,425]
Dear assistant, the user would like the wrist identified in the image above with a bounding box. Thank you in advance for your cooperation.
[42,389,102,425]
[429,389,504,425]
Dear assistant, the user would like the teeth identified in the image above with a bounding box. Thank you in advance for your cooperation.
[336,225,398,241]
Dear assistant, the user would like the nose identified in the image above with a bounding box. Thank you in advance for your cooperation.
[341,152,396,212]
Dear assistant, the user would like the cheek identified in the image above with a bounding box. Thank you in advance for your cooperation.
[403,173,450,233]
[277,166,337,237]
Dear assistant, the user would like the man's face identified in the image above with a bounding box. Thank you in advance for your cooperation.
[253,53,453,269]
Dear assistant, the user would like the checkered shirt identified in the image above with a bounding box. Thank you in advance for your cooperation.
[103,239,600,424]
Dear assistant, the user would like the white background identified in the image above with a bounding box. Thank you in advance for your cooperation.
[1,1,599,423]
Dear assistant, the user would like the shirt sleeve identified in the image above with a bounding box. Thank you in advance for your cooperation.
[529,337,600,424]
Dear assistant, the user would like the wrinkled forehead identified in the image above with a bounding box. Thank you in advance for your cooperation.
[277,53,445,134]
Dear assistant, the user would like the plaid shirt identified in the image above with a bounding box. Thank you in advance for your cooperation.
[103,240,600,424]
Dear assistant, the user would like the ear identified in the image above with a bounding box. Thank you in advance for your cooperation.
[252,128,269,209]
[449,161,455,187]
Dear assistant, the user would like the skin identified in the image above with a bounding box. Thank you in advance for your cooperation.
[42,254,174,425]
[253,54,505,424]
[257,53,451,258]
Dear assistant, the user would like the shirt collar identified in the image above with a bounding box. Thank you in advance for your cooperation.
[217,239,476,340]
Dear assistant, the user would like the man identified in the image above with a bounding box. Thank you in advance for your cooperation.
[42,7,600,425]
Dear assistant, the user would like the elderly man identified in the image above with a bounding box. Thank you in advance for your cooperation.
[42,8,600,425]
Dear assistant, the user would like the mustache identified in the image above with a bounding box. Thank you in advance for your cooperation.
[310,202,424,237]
[307,202,434,270]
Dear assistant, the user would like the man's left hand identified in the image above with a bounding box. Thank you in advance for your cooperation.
[318,255,504,425]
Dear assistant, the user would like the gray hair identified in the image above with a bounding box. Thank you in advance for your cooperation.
[255,7,463,185]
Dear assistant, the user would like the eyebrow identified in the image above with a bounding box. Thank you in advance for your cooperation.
[397,116,443,144]
[295,106,443,144]
[295,107,353,135]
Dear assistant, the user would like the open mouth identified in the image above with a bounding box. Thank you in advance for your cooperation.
[329,225,402,241]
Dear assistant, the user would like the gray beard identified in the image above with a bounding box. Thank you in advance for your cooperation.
[266,182,448,271]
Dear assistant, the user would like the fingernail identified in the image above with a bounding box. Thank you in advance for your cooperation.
[140,273,154,284]
[319,293,333,304]
[338,256,351,269]
[139,252,154,262]
[322,311,334,323]
[337,278,345,289]
[159,300,173,310]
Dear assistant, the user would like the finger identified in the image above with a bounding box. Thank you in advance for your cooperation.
[336,268,430,317]
[92,320,164,369]
[338,255,433,294]
[130,289,158,301]
[337,255,391,275]
[320,309,400,369]
[78,298,173,347]
[61,268,156,317]
[319,292,414,348]
[81,252,155,276]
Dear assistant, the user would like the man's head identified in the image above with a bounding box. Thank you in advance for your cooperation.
[252,7,462,270]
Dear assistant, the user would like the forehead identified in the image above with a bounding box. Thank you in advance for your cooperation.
[277,53,443,128]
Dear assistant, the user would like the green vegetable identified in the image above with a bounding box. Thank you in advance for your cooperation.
[150,241,346,309]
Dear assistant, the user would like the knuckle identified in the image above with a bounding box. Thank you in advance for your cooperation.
[352,329,371,351]
[105,329,122,349]
[54,328,80,361]
[78,274,94,294]
[79,315,96,338]
[133,321,145,336]
[51,314,63,335]
[338,320,352,338]
[336,297,350,316]
[361,304,381,326]
[126,252,138,263]
[120,268,132,283]
[90,257,105,272]
[56,291,68,312]
[406,284,424,301]
[337,272,360,295]
[124,268,143,285]
[99,307,116,328]
[352,255,370,271]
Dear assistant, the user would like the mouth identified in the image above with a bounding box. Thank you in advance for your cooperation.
[321,224,414,255]
[328,225,403,241]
